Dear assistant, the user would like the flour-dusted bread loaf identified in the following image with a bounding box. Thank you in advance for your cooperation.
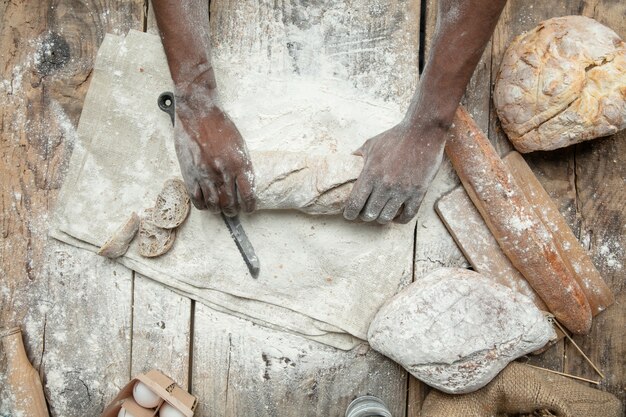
[152,179,190,229]
[97,212,141,258]
[446,107,592,335]
[368,268,555,394]
[138,209,176,258]
[494,16,626,152]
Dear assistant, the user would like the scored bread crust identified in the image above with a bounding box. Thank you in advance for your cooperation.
[138,209,176,258]
[494,16,626,152]
[152,179,190,229]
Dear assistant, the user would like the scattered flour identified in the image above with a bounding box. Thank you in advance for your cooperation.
[598,239,623,270]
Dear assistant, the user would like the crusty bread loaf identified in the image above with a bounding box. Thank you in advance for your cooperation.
[138,209,176,258]
[504,151,614,315]
[152,179,190,229]
[98,212,140,258]
[494,16,626,152]
[446,107,592,334]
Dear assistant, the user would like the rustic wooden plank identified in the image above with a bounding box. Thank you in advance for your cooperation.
[567,3,625,408]
[0,2,50,379]
[130,0,193,377]
[571,134,626,408]
[39,246,133,416]
[192,303,407,417]
[0,0,144,414]
[130,274,192,389]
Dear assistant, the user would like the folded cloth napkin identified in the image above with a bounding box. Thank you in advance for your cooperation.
[51,30,415,349]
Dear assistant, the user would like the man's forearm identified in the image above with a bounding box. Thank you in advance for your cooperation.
[152,0,217,94]
[406,0,507,129]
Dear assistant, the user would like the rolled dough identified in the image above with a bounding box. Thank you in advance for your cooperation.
[253,151,363,215]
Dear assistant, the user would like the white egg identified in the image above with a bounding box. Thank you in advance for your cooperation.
[159,403,185,417]
[132,381,161,408]
[118,408,135,417]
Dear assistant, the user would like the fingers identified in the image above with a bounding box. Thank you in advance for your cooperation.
[218,174,239,217]
[344,179,373,221]
[352,138,371,157]
[377,198,404,225]
[360,192,389,222]
[395,194,425,224]
[236,175,256,213]
[200,181,220,213]
[188,181,206,210]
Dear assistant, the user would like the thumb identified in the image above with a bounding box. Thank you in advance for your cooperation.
[353,140,370,158]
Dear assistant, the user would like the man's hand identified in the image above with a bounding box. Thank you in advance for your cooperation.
[174,85,255,216]
[153,0,255,217]
[344,120,445,224]
[344,0,508,224]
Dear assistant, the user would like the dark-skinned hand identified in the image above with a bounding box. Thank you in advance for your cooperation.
[174,83,255,217]
[343,120,446,224]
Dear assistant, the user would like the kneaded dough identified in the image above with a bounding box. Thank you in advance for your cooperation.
[494,16,626,152]
[252,151,363,215]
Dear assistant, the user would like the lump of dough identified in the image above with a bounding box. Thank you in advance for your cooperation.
[494,16,626,152]
[97,212,140,258]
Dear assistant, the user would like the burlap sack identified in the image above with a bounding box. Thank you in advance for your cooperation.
[421,362,622,417]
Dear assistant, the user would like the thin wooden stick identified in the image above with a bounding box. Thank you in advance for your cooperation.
[552,318,606,379]
[525,364,601,385]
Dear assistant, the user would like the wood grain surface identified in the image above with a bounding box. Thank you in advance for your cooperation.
[0,0,143,415]
[1,0,624,416]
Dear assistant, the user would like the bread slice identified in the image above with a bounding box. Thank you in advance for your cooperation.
[98,212,141,258]
[152,179,190,229]
[138,209,176,257]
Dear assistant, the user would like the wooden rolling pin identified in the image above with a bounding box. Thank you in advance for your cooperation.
[446,107,592,334]
[1,327,49,417]
[503,152,614,315]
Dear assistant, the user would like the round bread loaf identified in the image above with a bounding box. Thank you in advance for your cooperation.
[494,16,626,152]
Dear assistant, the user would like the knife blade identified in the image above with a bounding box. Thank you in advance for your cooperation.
[222,214,260,278]
[158,91,261,278]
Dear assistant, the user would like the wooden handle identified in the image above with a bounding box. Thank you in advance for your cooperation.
[445,107,592,334]
[1,327,50,417]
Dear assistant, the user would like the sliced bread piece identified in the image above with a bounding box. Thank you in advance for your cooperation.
[138,209,176,258]
[152,179,190,229]
[98,212,141,259]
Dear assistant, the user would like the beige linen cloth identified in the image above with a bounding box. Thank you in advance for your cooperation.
[51,30,415,350]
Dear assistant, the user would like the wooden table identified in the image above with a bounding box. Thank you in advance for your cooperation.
[1,1,624,416]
